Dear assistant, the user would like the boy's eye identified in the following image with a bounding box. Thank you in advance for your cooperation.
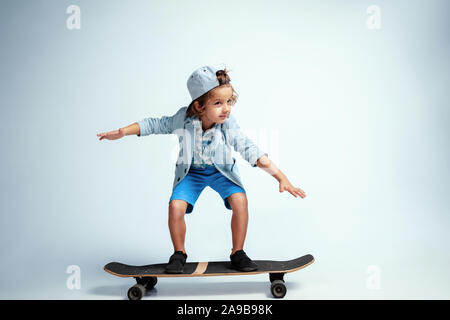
[215,100,232,105]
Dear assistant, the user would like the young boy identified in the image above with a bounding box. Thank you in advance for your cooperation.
[97,66,306,273]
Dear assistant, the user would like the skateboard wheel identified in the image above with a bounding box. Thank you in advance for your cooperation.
[270,280,287,298]
[127,284,146,300]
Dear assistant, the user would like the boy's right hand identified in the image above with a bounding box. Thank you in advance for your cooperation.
[97,128,126,141]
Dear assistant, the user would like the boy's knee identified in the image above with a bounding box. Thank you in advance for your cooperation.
[169,200,188,217]
[227,192,248,210]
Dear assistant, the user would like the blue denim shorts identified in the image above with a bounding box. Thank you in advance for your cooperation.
[169,165,246,214]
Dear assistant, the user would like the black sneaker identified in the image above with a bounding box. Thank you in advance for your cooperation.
[230,250,258,272]
[165,251,187,274]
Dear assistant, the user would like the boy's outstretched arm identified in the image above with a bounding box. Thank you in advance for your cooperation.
[256,154,307,199]
[97,107,188,140]
[97,122,140,140]
[122,122,141,136]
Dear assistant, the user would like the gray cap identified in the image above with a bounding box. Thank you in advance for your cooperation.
[187,66,220,101]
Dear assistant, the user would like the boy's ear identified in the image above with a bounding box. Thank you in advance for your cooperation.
[193,101,204,114]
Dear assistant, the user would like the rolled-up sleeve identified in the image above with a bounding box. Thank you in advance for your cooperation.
[226,115,267,167]
[137,108,184,136]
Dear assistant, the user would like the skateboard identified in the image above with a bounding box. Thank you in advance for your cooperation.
[104,254,314,300]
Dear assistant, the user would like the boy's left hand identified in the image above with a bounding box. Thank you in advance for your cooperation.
[279,179,307,198]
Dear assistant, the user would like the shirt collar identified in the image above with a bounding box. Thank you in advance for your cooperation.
[193,117,220,134]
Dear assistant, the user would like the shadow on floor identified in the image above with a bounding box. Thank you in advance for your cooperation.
[89,279,301,299]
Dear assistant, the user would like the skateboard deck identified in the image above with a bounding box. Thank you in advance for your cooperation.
[104,254,314,299]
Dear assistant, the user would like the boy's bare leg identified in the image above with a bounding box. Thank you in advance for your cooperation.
[226,192,249,255]
[168,200,188,254]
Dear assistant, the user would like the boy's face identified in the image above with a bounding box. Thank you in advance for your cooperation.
[197,85,233,126]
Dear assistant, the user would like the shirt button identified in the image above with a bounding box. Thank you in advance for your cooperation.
[177,177,180,181]
[184,169,187,173]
